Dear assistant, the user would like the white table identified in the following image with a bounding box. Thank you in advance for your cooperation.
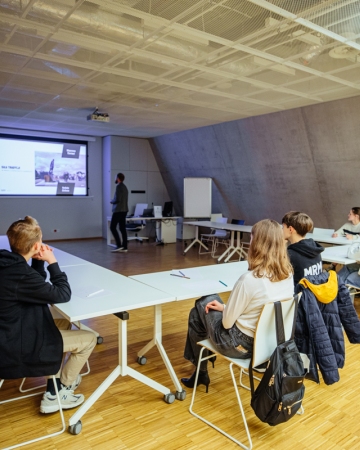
[131,261,248,300]
[183,221,252,263]
[53,262,183,435]
[130,261,248,363]
[307,232,352,246]
[321,245,356,265]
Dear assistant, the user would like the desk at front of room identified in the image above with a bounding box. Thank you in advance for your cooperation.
[107,215,179,245]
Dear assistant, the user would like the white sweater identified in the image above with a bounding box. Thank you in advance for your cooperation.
[223,271,294,338]
[335,222,360,238]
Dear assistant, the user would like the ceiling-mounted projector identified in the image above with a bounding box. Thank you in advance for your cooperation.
[87,108,110,122]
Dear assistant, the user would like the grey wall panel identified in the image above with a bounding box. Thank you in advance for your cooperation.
[151,95,360,228]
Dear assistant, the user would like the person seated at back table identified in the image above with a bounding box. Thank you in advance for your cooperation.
[332,207,360,240]
[338,244,360,289]
[0,216,97,413]
[282,211,324,286]
[181,219,294,391]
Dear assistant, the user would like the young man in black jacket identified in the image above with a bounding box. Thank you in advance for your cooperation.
[0,216,97,413]
[282,211,324,286]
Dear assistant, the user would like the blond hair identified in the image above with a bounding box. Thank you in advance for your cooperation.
[248,219,293,282]
[7,216,42,255]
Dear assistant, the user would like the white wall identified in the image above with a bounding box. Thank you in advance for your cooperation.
[0,136,103,240]
[102,136,169,237]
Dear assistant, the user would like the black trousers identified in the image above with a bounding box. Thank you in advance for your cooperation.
[184,295,254,371]
[110,212,128,249]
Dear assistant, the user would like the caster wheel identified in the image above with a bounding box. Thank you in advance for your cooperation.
[69,420,82,435]
[164,393,175,404]
[96,336,104,345]
[137,356,147,365]
[175,390,186,401]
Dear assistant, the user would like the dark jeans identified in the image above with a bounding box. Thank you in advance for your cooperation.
[110,212,128,249]
[184,294,254,371]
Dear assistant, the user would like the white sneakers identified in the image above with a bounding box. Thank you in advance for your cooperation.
[111,246,124,252]
[40,375,84,414]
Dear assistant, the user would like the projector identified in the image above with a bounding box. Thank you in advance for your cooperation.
[87,111,110,122]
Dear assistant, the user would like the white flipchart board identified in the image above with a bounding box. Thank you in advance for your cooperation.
[184,177,212,218]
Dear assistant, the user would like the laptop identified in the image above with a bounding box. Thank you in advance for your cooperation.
[141,208,153,217]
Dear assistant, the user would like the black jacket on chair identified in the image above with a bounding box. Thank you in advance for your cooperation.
[0,250,71,379]
[295,271,360,385]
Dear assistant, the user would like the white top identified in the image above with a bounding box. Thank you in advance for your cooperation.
[223,271,294,338]
[335,222,360,238]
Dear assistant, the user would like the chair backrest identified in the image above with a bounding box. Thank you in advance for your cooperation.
[214,217,228,237]
[231,219,245,225]
[313,227,335,235]
[210,213,222,221]
[132,203,148,224]
[252,294,300,368]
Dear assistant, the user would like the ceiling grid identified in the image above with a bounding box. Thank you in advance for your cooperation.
[0,0,359,137]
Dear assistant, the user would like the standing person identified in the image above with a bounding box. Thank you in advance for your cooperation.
[332,207,360,240]
[282,211,324,285]
[181,219,294,391]
[0,216,97,413]
[110,172,129,253]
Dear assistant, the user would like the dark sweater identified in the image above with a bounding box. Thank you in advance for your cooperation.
[111,182,129,213]
[0,250,71,379]
[287,238,324,285]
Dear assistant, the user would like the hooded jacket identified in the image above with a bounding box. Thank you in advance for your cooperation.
[295,271,360,385]
[0,249,71,379]
[287,238,324,285]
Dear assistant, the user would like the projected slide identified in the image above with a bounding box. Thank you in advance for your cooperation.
[0,137,87,196]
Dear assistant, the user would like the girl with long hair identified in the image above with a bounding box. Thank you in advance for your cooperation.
[181,219,294,391]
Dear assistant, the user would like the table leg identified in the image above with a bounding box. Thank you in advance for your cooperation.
[217,231,235,262]
[137,305,185,398]
[68,310,179,431]
[183,226,208,254]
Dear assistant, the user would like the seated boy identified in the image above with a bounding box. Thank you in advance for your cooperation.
[0,216,97,413]
[282,211,324,285]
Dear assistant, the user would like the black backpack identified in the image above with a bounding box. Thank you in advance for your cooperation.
[249,298,307,426]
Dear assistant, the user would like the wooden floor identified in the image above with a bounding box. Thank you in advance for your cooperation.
[1,238,360,450]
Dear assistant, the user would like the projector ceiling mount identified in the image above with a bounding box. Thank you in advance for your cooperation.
[87,107,110,123]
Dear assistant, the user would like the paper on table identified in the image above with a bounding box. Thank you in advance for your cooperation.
[71,285,112,298]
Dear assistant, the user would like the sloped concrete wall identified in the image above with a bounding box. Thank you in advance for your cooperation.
[150,95,360,229]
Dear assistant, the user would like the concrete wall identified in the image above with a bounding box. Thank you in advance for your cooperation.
[150,95,360,230]
[0,136,103,240]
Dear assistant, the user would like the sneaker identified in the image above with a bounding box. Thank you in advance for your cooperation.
[40,386,84,414]
[69,374,82,391]
[111,246,124,253]
[118,248,128,252]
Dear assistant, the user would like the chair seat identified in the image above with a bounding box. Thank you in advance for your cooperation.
[197,339,251,369]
